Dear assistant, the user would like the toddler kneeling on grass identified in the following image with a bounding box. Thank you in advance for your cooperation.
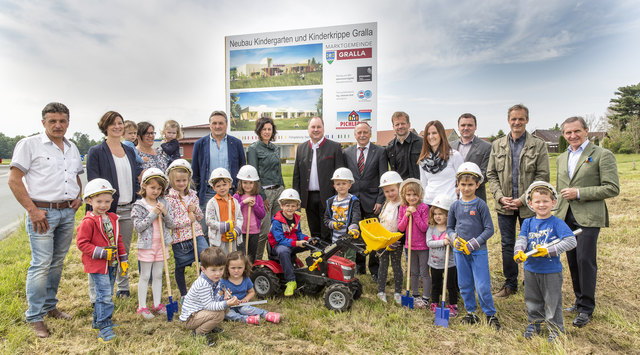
[180,246,240,346]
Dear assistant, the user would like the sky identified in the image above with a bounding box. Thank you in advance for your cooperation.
[1,0,640,141]
[230,43,323,68]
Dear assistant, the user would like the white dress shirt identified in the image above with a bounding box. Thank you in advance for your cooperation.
[567,139,589,179]
[308,137,325,192]
[10,133,84,202]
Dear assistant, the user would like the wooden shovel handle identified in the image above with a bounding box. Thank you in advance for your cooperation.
[406,215,412,293]
[158,215,173,298]
[191,222,199,276]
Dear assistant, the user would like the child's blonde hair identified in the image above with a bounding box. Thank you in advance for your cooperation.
[167,168,193,195]
[124,120,138,131]
[138,177,168,197]
[400,180,423,206]
[223,251,252,279]
[428,206,448,226]
[236,179,260,195]
[162,119,183,140]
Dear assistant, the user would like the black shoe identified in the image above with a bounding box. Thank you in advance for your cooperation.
[211,327,224,334]
[461,312,479,325]
[116,290,130,298]
[564,303,578,313]
[573,312,592,328]
[371,274,378,282]
[487,315,501,330]
[205,334,217,347]
[523,323,540,339]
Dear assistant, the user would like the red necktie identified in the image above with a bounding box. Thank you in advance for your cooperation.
[358,147,365,173]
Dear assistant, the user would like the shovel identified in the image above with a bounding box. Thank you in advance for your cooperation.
[401,215,414,309]
[158,215,179,321]
[245,205,252,256]
[191,221,200,277]
[435,243,451,327]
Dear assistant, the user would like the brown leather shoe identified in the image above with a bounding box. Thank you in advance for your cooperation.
[493,286,516,298]
[47,309,72,320]
[30,321,49,338]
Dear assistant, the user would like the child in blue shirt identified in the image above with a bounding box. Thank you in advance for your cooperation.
[179,246,240,346]
[447,162,499,329]
[220,251,281,325]
[514,181,576,342]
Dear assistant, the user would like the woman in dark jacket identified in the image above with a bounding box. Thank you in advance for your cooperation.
[86,111,142,299]
[246,117,285,260]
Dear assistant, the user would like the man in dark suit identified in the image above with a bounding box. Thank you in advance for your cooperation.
[555,116,619,328]
[451,113,492,201]
[343,122,388,279]
[293,117,345,243]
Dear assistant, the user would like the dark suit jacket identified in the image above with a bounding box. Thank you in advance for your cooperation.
[86,141,142,213]
[451,136,492,201]
[343,143,388,214]
[292,138,345,209]
[555,142,619,227]
[191,134,246,201]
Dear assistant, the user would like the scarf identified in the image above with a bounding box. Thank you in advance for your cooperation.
[420,150,447,174]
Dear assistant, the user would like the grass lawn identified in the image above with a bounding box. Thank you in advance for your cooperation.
[1,157,640,353]
[230,71,322,89]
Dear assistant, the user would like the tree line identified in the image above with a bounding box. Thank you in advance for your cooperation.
[0,132,101,159]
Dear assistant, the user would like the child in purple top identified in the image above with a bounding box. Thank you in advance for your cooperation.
[397,178,430,308]
[233,165,266,263]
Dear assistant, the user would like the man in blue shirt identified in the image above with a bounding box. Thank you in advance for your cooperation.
[192,111,246,240]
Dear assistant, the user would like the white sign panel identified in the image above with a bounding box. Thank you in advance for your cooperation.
[225,22,377,144]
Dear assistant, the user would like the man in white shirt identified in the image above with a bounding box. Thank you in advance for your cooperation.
[8,102,84,338]
[292,117,345,243]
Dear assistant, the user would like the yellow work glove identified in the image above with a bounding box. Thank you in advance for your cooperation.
[348,229,360,238]
[531,244,549,257]
[101,247,115,261]
[332,221,345,230]
[513,250,527,263]
[225,230,237,242]
[120,261,129,276]
[454,237,469,255]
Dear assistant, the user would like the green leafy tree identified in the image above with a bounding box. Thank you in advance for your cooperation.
[558,135,568,153]
[552,123,561,131]
[0,132,26,159]
[607,82,640,130]
[70,132,100,156]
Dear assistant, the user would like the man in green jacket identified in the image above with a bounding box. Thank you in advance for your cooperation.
[487,104,550,298]
[555,116,619,328]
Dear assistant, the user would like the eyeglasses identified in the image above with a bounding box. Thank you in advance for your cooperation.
[144,131,156,136]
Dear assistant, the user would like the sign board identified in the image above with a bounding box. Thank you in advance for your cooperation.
[225,22,377,144]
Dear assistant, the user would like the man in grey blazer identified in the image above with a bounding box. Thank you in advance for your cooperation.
[343,122,388,279]
[451,113,492,201]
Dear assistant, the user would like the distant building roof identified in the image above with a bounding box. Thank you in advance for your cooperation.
[376,130,396,146]
[532,129,562,144]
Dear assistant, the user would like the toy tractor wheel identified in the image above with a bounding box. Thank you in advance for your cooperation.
[323,283,353,312]
[349,279,363,300]
[251,267,280,298]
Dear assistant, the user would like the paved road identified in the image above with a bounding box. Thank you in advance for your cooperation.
[0,166,88,239]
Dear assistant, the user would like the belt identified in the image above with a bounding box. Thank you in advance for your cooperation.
[32,200,75,209]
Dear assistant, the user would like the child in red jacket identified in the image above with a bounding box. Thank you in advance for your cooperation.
[76,179,128,343]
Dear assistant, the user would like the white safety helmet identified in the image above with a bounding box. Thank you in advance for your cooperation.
[165,159,193,177]
[141,168,168,184]
[278,188,301,203]
[208,167,232,186]
[379,171,403,187]
[431,193,455,211]
[331,167,354,182]
[83,178,116,201]
[237,165,260,182]
[456,162,484,184]
[525,181,558,211]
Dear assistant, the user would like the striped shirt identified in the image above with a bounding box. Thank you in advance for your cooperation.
[179,273,228,321]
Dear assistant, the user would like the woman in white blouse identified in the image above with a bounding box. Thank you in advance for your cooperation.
[418,120,463,205]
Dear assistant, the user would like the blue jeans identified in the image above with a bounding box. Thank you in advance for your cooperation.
[225,305,268,322]
[455,249,496,316]
[497,213,524,290]
[273,245,304,282]
[90,266,117,329]
[25,207,76,322]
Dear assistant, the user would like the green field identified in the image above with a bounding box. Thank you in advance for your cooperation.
[231,117,314,132]
[2,157,640,353]
[230,71,322,89]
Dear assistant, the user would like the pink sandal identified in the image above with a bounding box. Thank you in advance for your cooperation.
[246,315,260,325]
[153,304,167,315]
[265,312,281,324]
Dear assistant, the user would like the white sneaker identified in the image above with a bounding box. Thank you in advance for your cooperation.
[137,306,154,320]
[394,293,402,304]
[377,292,387,303]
